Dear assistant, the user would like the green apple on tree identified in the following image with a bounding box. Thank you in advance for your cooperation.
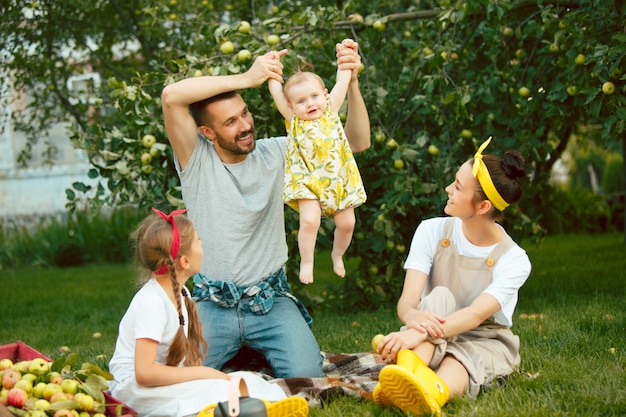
[141,152,152,165]
[238,20,250,34]
[142,134,156,148]
[266,34,280,45]
[549,43,559,53]
[460,129,473,139]
[386,138,398,149]
[428,144,440,156]
[601,81,615,95]
[220,41,235,54]
[373,20,385,31]
[393,159,405,169]
[567,86,578,96]
[237,49,252,62]
[518,86,531,98]
[575,54,586,65]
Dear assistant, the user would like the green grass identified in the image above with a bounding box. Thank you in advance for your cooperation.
[1,233,625,416]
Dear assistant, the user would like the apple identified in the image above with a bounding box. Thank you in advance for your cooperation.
[92,332,102,339]
[502,27,513,37]
[558,20,566,29]
[422,47,434,56]
[374,131,385,143]
[141,152,152,165]
[369,265,379,275]
[310,38,322,48]
[48,371,63,384]
[566,86,578,96]
[14,378,32,394]
[396,244,406,253]
[348,13,364,23]
[74,393,95,412]
[238,21,250,34]
[2,369,21,389]
[149,146,161,158]
[450,51,459,60]
[393,159,405,169]
[220,41,235,54]
[0,359,13,371]
[29,358,50,375]
[61,378,79,395]
[33,381,47,398]
[7,387,28,408]
[602,81,615,95]
[460,129,473,139]
[141,165,153,175]
[79,412,91,417]
[266,34,280,45]
[428,144,440,156]
[193,69,203,77]
[54,410,75,417]
[31,410,48,417]
[142,134,156,148]
[14,361,30,373]
[371,334,384,351]
[237,49,252,62]
[403,30,411,38]
[43,383,63,400]
[168,13,177,21]
[575,54,586,65]
[518,86,531,98]
[611,68,623,78]
[386,138,398,149]
[21,373,37,384]
[50,391,69,403]
[548,43,559,53]
[372,20,385,31]
[34,398,50,411]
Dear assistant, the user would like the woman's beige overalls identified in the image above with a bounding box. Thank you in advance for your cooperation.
[417,217,521,398]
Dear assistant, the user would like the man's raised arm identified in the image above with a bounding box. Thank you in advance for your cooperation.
[161,50,287,168]
[336,39,371,154]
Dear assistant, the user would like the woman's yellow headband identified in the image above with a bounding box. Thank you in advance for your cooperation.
[472,136,509,211]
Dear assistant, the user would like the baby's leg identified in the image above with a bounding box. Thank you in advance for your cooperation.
[331,207,356,278]
[297,199,321,284]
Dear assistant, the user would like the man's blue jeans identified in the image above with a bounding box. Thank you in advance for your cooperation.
[196,295,324,378]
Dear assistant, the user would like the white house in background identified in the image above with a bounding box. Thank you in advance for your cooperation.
[0,72,101,218]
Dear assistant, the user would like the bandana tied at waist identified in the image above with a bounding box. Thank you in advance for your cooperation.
[192,266,313,327]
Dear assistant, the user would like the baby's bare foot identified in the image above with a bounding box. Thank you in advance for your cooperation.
[331,252,345,278]
[300,261,314,284]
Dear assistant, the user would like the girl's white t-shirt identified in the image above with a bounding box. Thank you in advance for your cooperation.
[109,278,189,383]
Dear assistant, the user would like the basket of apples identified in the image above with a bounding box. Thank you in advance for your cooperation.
[0,341,136,417]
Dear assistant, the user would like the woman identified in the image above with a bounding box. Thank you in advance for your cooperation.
[373,137,532,416]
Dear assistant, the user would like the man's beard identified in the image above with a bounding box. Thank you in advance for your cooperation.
[214,127,256,156]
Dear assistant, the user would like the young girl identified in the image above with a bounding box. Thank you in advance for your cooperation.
[108,208,308,417]
[372,137,532,416]
[268,38,367,284]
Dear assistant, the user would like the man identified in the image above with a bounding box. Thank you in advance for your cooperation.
[161,40,370,378]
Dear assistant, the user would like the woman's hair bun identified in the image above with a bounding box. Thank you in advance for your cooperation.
[502,150,526,179]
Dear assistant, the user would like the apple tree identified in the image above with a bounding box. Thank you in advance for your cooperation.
[1,0,624,309]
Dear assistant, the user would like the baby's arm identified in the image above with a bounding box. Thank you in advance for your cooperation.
[268,78,293,120]
[329,66,351,115]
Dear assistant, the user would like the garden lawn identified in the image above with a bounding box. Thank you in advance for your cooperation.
[1,232,625,416]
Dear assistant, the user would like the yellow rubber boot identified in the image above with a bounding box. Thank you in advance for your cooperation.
[197,396,308,417]
[377,350,449,416]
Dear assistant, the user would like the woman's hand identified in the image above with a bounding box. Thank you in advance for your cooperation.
[375,328,425,362]
[406,312,446,340]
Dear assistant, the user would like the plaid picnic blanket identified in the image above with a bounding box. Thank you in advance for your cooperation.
[270,351,386,407]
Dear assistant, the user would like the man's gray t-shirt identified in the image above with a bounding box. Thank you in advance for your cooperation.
[174,135,288,288]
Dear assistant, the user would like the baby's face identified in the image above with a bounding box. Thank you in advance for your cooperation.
[286,79,327,121]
